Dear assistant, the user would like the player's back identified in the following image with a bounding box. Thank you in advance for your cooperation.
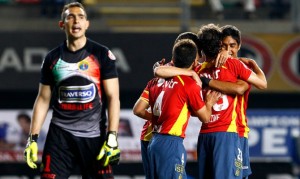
[150,75,200,138]
[198,58,252,133]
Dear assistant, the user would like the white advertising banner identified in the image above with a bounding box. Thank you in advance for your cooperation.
[1,109,299,163]
[0,109,202,162]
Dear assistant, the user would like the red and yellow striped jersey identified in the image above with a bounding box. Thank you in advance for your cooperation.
[197,58,252,133]
[236,61,254,138]
[149,75,205,138]
[236,85,251,138]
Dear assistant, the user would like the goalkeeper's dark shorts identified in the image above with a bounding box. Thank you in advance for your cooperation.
[41,123,114,179]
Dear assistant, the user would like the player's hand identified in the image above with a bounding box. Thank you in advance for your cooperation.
[153,58,166,71]
[205,90,222,107]
[24,134,39,169]
[239,57,256,69]
[191,71,202,86]
[215,50,229,67]
[97,131,121,167]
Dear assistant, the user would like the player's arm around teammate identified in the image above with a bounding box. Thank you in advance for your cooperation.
[239,57,267,89]
[154,65,202,86]
[203,78,249,95]
[133,98,152,121]
[154,63,249,96]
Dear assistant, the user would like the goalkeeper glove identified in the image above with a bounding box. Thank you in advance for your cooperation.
[200,77,211,89]
[24,134,39,169]
[96,131,121,167]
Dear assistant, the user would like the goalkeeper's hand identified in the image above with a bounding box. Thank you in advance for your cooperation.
[96,131,121,167]
[24,134,39,169]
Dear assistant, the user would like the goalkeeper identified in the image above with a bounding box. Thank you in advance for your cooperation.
[24,2,120,179]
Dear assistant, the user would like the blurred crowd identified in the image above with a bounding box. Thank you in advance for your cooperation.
[0,0,293,20]
[0,0,82,18]
[207,0,291,20]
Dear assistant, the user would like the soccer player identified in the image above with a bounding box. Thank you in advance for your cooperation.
[133,31,203,178]
[23,2,120,178]
[221,24,267,179]
[148,39,221,179]
[196,23,267,179]
[132,78,161,179]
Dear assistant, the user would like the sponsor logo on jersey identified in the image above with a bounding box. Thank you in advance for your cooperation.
[157,78,165,87]
[59,102,93,110]
[58,83,96,103]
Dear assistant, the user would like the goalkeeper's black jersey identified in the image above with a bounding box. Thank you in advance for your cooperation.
[40,39,118,137]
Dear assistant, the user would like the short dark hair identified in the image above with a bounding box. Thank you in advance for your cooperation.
[175,32,202,57]
[221,25,241,46]
[17,113,31,123]
[172,39,197,68]
[61,2,87,21]
[197,24,222,60]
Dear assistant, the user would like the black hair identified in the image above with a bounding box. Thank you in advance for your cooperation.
[175,32,202,57]
[197,24,222,60]
[221,25,241,46]
[172,39,197,68]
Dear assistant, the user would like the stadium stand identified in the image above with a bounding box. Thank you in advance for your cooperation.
[0,0,294,33]
[83,0,205,32]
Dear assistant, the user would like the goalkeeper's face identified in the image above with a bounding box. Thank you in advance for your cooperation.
[60,6,90,40]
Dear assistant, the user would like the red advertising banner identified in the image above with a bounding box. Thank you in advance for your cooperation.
[245,33,300,92]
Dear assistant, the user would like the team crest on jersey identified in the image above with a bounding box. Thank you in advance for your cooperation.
[175,164,184,174]
[78,60,89,71]
[108,50,116,60]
